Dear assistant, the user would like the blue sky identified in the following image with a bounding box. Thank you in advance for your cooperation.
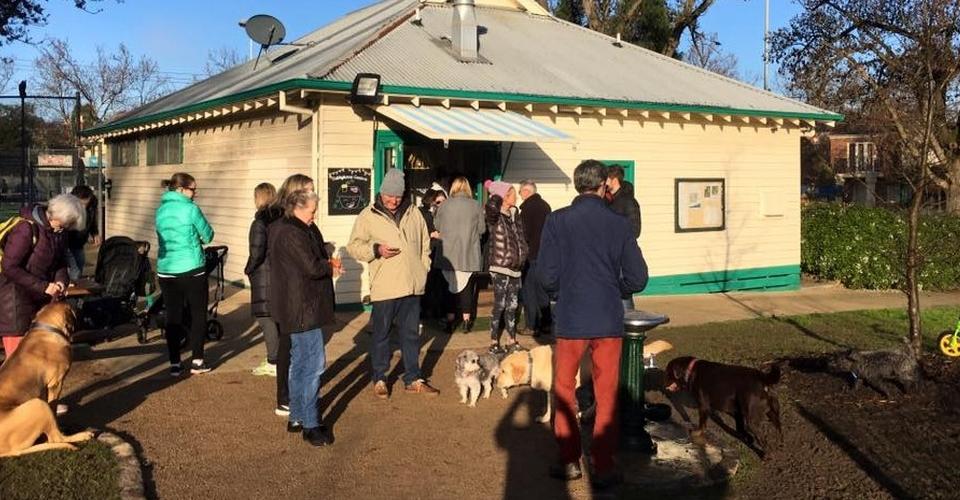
[1,0,801,94]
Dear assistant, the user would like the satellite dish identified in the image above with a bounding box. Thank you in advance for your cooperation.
[241,15,286,46]
[239,15,286,70]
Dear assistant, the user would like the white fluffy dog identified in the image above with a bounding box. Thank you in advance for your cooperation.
[454,350,501,407]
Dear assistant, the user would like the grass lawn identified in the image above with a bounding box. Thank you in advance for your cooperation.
[650,305,957,365]
[0,440,119,500]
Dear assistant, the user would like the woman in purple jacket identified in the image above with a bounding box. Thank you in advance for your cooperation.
[0,194,84,356]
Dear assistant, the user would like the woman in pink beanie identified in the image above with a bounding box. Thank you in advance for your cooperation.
[483,179,528,354]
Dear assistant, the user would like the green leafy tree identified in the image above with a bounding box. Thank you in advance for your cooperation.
[543,0,716,57]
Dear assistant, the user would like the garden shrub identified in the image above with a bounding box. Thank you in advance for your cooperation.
[801,203,960,290]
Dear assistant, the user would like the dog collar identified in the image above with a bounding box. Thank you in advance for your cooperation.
[30,321,69,340]
[684,358,699,385]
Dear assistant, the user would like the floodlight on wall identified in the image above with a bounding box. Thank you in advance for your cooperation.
[351,73,382,105]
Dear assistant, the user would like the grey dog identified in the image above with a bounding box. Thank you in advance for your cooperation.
[827,342,920,397]
[454,350,502,407]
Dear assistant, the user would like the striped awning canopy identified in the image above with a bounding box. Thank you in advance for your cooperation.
[372,104,574,143]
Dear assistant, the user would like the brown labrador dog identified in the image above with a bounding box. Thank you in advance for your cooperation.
[664,356,782,453]
[0,302,93,457]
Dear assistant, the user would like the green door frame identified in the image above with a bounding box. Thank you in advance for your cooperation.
[600,160,635,185]
[374,130,404,194]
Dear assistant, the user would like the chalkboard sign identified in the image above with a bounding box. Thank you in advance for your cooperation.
[328,168,371,215]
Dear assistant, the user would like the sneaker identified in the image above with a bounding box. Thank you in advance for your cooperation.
[549,462,583,481]
[287,421,303,433]
[275,405,290,417]
[252,359,277,377]
[55,404,69,416]
[190,360,212,374]
[373,380,389,400]
[170,363,182,377]
[303,426,333,447]
[488,344,506,356]
[404,379,440,396]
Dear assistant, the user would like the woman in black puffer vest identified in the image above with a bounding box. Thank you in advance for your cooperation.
[245,183,283,382]
[483,180,528,355]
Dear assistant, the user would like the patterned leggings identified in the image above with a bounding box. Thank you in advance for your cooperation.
[490,273,522,343]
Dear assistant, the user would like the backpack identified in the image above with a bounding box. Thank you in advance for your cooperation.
[0,216,37,274]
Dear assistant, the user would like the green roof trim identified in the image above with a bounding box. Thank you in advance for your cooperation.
[83,78,843,136]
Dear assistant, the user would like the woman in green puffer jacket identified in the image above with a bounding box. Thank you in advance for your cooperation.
[155,172,215,377]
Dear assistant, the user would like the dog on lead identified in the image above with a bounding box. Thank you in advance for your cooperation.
[664,356,782,454]
[454,350,502,407]
[0,302,95,457]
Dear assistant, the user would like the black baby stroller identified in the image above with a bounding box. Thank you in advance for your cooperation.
[70,236,154,344]
[141,245,228,344]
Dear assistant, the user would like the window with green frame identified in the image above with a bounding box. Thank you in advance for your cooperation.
[146,132,183,166]
[109,139,139,167]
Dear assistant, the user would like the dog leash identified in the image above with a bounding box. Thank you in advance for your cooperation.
[30,321,70,340]
[526,351,534,384]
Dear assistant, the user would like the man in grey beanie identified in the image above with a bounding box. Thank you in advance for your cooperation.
[347,168,440,398]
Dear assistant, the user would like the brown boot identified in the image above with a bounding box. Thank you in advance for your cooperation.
[404,379,440,396]
[373,380,389,400]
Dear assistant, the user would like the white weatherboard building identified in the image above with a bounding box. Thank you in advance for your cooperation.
[83,0,841,307]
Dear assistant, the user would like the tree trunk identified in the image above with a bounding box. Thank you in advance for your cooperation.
[948,158,960,213]
[905,187,924,357]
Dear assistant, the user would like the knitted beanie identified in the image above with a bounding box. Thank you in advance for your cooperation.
[484,179,512,199]
[380,168,405,196]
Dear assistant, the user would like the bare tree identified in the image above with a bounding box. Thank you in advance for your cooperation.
[0,0,108,45]
[0,56,13,93]
[204,46,243,77]
[32,38,169,126]
[685,31,739,79]
[772,0,960,355]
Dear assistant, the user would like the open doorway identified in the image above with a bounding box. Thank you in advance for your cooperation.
[374,127,502,203]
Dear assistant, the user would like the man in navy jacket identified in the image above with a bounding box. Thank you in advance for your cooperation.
[538,160,648,489]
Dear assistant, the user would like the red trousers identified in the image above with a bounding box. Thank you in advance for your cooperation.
[553,336,622,474]
[2,336,22,358]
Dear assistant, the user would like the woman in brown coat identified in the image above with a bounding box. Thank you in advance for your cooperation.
[268,189,339,446]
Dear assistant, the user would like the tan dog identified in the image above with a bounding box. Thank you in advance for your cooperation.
[0,302,93,457]
[496,340,675,424]
[496,345,557,423]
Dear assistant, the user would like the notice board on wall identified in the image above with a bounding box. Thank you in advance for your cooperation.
[328,168,371,216]
[675,178,725,232]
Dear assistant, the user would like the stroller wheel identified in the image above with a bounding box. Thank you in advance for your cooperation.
[206,320,224,341]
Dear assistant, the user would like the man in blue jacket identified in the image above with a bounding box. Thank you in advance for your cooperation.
[539,160,648,489]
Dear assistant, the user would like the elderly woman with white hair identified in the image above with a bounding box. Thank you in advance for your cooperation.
[0,193,85,356]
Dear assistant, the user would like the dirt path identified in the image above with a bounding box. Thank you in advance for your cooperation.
[48,283,960,500]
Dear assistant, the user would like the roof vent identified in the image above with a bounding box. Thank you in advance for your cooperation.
[451,0,478,62]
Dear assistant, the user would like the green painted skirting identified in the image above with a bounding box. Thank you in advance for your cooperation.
[640,264,801,296]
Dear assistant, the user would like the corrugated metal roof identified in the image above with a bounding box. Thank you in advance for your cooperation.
[327,4,830,116]
[105,0,417,125]
[95,0,836,131]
